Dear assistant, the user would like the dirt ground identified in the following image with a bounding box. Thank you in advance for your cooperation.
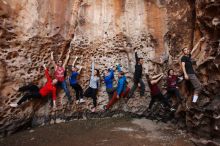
[0,118,195,146]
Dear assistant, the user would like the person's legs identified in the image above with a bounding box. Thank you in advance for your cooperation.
[148,96,156,109]
[158,93,171,108]
[106,87,116,101]
[174,88,182,103]
[106,92,118,109]
[72,85,80,100]
[188,74,202,103]
[128,82,138,98]
[17,92,41,105]
[61,80,72,102]
[166,89,174,101]
[91,89,98,108]
[139,79,145,96]
[76,84,84,100]
[18,84,39,92]
[84,87,93,98]
[120,87,130,98]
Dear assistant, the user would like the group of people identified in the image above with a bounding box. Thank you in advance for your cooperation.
[9,45,202,113]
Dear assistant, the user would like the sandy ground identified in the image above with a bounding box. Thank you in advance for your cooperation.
[0,118,194,146]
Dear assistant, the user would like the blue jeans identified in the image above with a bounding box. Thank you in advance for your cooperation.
[57,80,72,102]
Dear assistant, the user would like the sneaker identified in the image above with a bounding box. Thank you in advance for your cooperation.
[170,108,176,111]
[79,99,85,103]
[160,104,165,108]
[91,107,96,113]
[103,105,108,112]
[76,100,79,104]
[10,103,18,108]
[214,114,220,119]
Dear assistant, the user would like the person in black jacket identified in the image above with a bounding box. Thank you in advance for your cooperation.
[128,49,145,98]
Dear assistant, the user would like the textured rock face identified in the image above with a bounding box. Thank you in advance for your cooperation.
[0,0,219,141]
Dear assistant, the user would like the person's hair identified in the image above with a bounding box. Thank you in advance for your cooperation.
[139,57,143,60]
[95,69,100,77]
[127,43,132,47]
[182,47,187,52]
[167,69,173,76]
[73,66,78,71]
[119,71,125,76]
[58,60,63,63]
[146,74,151,85]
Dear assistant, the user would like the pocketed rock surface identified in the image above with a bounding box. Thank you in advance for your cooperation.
[0,0,219,144]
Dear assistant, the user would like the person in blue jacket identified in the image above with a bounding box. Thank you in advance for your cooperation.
[69,56,85,104]
[104,65,130,110]
[103,67,115,100]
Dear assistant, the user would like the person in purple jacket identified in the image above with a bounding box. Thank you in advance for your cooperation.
[69,56,85,104]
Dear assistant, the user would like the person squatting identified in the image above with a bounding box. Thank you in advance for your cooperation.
[10,45,203,113]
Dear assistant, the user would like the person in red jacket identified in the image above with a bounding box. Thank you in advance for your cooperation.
[10,64,58,108]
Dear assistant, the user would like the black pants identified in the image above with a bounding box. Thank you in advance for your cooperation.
[84,87,98,107]
[148,93,171,109]
[166,88,182,104]
[18,84,39,92]
[17,85,41,105]
[71,83,84,100]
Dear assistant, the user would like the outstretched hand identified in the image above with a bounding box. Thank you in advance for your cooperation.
[200,37,205,42]
[51,52,54,60]
[43,64,47,70]
[67,49,71,54]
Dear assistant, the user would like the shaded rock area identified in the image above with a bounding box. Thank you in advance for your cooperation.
[0,0,220,145]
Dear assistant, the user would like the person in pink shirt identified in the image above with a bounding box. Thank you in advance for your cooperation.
[51,49,72,104]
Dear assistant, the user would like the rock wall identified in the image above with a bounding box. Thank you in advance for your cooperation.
[0,0,219,142]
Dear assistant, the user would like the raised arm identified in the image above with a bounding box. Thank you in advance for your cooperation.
[43,64,52,82]
[151,73,163,80]
[91,58,95,77]
[50,52,57,68]
[151,74,163,85]
[63,49,71,68]
[116,64,122,72]
[104,68,114,80]
[135,51,139,64]
[181,61,189,80]
[191,37,205,55]
[109,68,114,79]
[72,56,78,66]
[78,66,83,73]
